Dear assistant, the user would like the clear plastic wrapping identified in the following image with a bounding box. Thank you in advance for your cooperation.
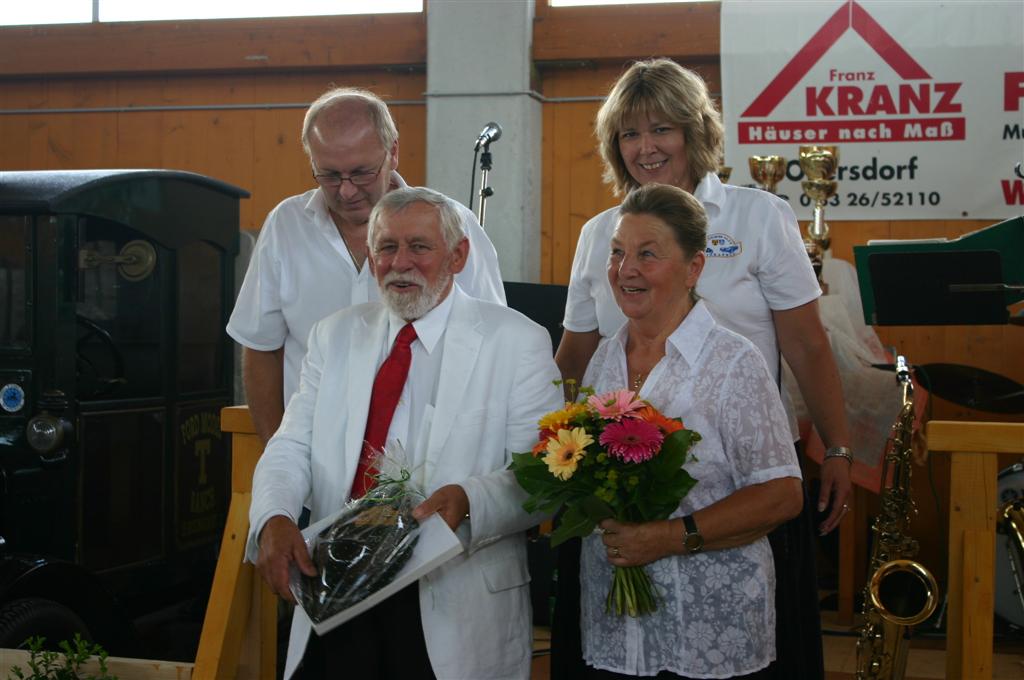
[290,453,425,625]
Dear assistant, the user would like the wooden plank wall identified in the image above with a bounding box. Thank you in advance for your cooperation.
[0,71,426,231]
[1,2,1022,589]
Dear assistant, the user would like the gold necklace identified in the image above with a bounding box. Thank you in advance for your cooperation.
[341,231,363,273]
[632,372,646,392]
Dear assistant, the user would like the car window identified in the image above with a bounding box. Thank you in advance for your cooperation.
[0,216,29,350]
[77,218,163,400]
[177,240,225,393]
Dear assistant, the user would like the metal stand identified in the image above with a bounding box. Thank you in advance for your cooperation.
[476,145,494,228]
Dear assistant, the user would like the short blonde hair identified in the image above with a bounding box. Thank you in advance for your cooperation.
[596,59,724,196]
[301,87,398,156]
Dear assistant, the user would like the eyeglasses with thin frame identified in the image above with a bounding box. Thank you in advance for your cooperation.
[312,154,388,188]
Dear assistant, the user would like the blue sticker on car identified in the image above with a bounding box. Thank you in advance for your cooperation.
[1,383,25,413]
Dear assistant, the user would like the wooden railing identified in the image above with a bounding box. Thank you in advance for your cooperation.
[926,420,1024,680]
[193,406,276,680]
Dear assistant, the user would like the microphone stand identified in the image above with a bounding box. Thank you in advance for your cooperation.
[476,142,495,228]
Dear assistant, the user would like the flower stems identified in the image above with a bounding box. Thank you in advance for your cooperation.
[605,565,658,617]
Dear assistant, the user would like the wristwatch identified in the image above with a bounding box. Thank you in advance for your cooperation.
[682,514,703,554]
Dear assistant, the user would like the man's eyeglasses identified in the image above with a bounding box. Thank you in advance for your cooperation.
[313,155,388,188]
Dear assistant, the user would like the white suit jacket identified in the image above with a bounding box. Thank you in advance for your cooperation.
[246,287,563,680]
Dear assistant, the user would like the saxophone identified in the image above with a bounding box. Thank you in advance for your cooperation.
[998,499,1024,621]
[855,356,939,680]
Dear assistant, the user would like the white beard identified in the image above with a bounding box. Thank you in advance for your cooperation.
[379,266,453,321]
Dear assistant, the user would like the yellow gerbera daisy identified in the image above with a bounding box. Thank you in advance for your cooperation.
[538,403,588,431]
[543,427,594,480]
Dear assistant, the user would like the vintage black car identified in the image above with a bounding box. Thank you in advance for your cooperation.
[0,170,246,655]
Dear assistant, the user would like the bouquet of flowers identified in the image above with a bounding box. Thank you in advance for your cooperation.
[290,450,425,625]
[510,385,700,617]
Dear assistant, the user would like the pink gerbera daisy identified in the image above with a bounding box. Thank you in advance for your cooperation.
[587,389,645,421]
[599,418,664,463]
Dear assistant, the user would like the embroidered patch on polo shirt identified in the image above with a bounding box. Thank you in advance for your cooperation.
[705,233,742,258]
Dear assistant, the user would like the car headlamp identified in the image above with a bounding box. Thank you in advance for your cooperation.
[26,414,66,453]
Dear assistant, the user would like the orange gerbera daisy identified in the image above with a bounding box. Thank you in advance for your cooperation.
[532,429,557,457]
[635,405,684,435]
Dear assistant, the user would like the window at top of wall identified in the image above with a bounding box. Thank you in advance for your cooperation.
[100,0,423,22]
[0,1,91,26]
[0,0,423,26]
[550,0,714,6]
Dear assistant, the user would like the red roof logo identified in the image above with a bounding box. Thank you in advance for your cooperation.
[742,0,931,118]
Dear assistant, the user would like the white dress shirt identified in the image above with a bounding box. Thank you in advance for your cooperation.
[380,285,454,486]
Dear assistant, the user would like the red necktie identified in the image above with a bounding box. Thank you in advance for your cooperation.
[351,322,418,499]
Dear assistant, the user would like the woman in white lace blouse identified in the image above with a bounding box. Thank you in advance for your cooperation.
[580,183,803,679]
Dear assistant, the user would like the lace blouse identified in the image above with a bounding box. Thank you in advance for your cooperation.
[580,301,801,678]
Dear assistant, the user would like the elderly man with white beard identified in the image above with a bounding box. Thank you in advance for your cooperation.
[246,186,563,680]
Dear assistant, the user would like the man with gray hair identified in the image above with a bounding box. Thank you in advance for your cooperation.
[248,187,561,679]
[229,87,505,443]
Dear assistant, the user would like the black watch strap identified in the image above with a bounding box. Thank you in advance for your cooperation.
[682,514,703,554]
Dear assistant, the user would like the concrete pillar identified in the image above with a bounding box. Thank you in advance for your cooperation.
[426,0,541,283]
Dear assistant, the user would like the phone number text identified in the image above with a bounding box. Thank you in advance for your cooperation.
[797,191,941,208]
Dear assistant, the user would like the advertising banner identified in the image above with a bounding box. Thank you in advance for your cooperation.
[721,0,1024,220]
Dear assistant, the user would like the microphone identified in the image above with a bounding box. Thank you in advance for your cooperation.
[474,122,502,150]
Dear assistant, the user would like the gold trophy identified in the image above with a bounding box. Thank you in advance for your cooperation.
[717,165,732,184]
[748,155,786,194]
[799,145,839,284]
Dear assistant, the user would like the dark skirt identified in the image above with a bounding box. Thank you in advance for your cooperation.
[765,483,825,680]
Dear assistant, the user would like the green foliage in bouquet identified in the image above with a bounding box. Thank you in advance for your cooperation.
[510,384,701,616]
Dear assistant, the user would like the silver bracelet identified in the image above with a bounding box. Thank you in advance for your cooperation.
[824,446,854,465]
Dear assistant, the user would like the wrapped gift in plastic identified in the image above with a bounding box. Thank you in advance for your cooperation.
[290,449,425,625]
